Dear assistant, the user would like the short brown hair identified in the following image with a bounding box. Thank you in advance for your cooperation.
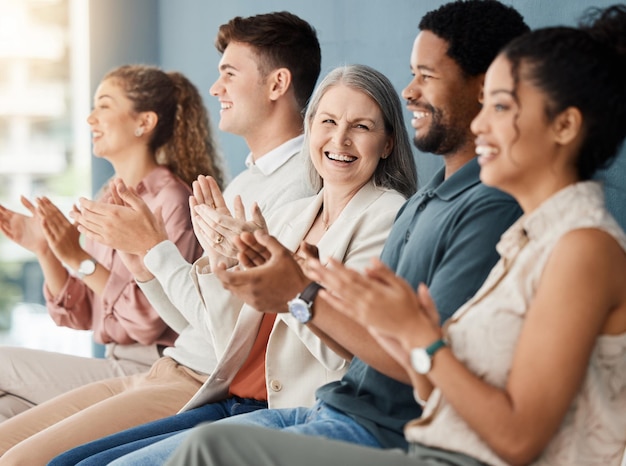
[215,11,321,110]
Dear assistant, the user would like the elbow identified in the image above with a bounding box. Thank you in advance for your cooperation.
[490,434,546,466]
[130,326,166,346]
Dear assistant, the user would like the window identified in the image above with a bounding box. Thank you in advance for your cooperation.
[0,0,91,356]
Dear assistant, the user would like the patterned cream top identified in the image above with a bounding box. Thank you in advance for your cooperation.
[405,181,626,465]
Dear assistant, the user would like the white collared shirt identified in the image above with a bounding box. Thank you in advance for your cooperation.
[244,135,305,176]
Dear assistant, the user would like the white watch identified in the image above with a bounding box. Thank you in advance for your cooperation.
[410,338,447,374]
[77,258,97,279]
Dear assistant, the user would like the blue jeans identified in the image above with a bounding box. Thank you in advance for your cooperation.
[47,396,267,466]
[108,401,381,466]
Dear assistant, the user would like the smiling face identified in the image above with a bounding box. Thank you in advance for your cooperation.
[471,54,571,205]
[209,41,271,138]
[86,78,143,159]
[401,31,482,156]
[308,84,393,193]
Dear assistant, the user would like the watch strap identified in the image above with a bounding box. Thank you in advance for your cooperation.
[425,338,447,357]
[299,282,323,304]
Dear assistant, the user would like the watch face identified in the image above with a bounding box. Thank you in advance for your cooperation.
[410,348,432,374]
[79,259,96,276]
[288,298,312,324]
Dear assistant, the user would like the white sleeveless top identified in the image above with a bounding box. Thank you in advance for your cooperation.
[405,181,626,465]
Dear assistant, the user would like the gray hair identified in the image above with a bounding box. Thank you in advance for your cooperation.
[302,64,417,198]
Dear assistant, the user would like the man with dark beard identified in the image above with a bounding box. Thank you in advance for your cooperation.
[108,2,531,464]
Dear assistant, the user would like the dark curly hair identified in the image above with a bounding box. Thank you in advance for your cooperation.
[419,0,529,77]
[215,11,321,110]
[502,5,626,179]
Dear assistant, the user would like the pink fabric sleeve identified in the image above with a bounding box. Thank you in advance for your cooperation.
[45,168,202,346]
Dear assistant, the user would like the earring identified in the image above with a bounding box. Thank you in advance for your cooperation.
[134,128,144,137]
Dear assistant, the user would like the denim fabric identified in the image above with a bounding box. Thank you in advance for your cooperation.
[108,401,381,466]
[218,400,382,446]
[48,397,267,466]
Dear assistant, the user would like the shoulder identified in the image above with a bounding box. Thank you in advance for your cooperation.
[341,185,407,237]
[452,184,521,227]
[362,187,407,220]
[141,170,192,219]
[553,227,626,268]
[542,227,626,326]
[145,168,191,201]
[466,183,519,208]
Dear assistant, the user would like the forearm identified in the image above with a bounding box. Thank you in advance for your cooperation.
[37,248,70,295]
[306,320,352,361]
[137,278,189,333]
[422,349,541,465]
[56,247,109,296]
[311,298,411,383]
[144,241,207,327]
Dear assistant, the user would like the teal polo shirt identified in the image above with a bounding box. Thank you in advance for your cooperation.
[316,158,522,450]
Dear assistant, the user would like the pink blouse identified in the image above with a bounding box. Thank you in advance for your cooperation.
[44,166,202,347]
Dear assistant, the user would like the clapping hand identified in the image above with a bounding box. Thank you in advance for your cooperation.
[71,179,167,256]
[307,257,442,360]
[190,175,267,269]
[0,196,48,256]
[36,197,82,265]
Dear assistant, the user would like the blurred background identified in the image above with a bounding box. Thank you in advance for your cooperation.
[1,0,624,357]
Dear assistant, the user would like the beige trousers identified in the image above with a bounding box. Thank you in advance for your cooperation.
[0,343,160,421]
[0,356,206,465]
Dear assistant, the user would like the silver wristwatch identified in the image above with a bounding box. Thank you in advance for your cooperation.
[76,258,97,279]
[410,338,447,374]
[288,282,323,324]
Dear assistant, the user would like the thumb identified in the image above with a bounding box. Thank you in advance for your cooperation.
[20,196,37,215]
[233,195,246,220]
[251,203,267,230]
[417,283,440,326]
[154,206,166,232]
[300,241,319,260]
[253,229,283,253]
[116,180,151,215]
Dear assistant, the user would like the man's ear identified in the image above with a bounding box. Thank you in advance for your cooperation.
[268,68,293,101]
[552,106,583,146]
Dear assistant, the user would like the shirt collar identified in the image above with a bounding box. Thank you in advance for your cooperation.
[421,157,482,201]
[135,166,181,196]
[244,134,305,175]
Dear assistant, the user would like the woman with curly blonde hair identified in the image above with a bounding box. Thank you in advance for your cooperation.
[0,64,225,422]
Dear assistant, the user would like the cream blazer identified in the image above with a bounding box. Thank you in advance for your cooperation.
[179,181,406,412]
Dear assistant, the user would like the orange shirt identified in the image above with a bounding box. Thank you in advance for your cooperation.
[228,313,276,400]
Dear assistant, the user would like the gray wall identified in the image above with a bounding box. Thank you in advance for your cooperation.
[89,0,161,189]
[89,0,626,227]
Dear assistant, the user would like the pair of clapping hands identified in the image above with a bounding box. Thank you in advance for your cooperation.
[0,195,82,267]
[69,175,268,280]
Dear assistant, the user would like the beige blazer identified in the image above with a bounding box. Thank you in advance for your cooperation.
[180,181,406,412]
